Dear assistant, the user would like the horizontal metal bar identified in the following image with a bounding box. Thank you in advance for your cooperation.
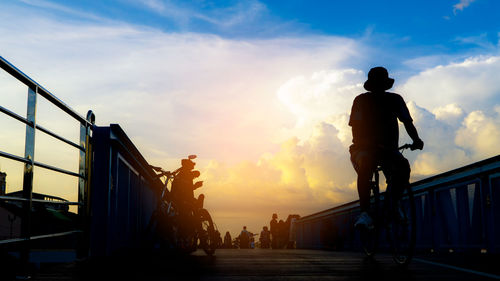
[0,150,83,178]
[0,230,82,245]
[0,150,31,164]
[0,106,85,151]
[33,161,83,178]
[0,196,81,205]
[30,230,82,241]
[0,105,30,125]
[0,237,25,245]
[35,123,84,151]
[0,56,91,127]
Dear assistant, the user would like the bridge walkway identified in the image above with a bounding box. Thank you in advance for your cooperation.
[29,249,500,280]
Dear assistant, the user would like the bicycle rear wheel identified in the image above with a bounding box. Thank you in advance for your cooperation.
[387,186,416,265]
[198,208,217,256]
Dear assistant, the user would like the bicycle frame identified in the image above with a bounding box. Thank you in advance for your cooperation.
[360,144,416,265]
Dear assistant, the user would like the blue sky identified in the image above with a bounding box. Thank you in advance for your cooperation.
[9,0,500,77]
[24,0,500,41]
[1,0,500,234]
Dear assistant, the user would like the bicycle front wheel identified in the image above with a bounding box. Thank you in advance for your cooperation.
[387,186,416,265]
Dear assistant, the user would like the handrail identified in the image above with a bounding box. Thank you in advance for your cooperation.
[0,230,82,245]
[0,55,95,265]
[0,56,92,127]
[295,154,500,254]
[0,104,84,151]
[0,150,83,178]
[0,196,81,205]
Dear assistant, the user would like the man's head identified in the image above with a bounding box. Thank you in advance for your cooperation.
[181,158,196,170]
[272,213,277,219]
[363,66,394,92]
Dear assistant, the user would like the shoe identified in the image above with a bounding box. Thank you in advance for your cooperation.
[355,212,374,230]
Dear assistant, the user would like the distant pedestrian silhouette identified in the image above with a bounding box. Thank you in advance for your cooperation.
[270,213,278,249]
[224,231,232,248]
[260,226,271,248]
[239,226,250,249]
[348,66,424,230]
[278,219,286,248]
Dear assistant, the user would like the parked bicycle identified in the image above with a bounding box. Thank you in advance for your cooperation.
[146,155,218,256]
[359,144,416,265]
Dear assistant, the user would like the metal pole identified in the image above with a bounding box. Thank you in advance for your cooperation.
[77,110,95,258]
[20,85,37,275]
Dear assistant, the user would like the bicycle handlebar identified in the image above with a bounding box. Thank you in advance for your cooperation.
[399,144,412,150]
[150,165,179,179]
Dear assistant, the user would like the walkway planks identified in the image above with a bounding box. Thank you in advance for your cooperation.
[29,249,499,280]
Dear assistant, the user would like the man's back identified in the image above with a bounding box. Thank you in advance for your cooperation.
[349,91,412,150]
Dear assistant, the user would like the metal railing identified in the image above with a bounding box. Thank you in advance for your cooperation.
[295,154,500,254]
[0,56,94,260]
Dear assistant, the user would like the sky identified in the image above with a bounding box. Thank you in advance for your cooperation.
[1,0,500,237]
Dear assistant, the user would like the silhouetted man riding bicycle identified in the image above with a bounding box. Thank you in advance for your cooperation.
[349,66,424,230]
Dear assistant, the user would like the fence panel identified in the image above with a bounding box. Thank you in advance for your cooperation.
[295,155,500,254]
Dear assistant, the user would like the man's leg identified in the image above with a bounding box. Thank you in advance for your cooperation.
[351,149,377,229]
[382,151,411,217]
[351,150,376,213]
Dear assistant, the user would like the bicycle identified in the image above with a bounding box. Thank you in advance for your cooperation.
[359,144,416,265]
[147,155,218,256]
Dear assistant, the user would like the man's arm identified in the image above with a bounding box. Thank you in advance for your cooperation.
[403,121,424,150]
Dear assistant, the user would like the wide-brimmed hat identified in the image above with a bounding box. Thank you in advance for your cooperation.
[363,66,394,91]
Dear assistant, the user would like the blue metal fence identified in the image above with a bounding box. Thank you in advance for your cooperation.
[89,124,163,256]
[295,155,500,254]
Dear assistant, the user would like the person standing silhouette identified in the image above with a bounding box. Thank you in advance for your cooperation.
[240,226,250,249]
[270,213,278,249]
[349,67,424,229]
[224,231,232,248]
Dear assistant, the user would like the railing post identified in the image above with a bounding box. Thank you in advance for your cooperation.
[20,85,37,274]
[77,110,95,258]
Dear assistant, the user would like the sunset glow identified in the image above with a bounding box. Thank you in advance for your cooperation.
[1,0,500,237]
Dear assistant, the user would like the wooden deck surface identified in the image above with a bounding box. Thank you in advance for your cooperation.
[27,249,500,280]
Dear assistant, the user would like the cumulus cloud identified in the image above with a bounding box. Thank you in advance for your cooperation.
[201,121,357,234]
[432,103,465,126]
[276,69,364,140]
[400,56,500,112]
[456,109,500,159]
[0,2,362,233]
[0,4,360,165]
[2,2,500,236]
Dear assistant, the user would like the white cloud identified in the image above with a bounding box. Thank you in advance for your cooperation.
[432,103,465,126]
[2,1,500,236]
[0,4,360,164]
[201,121,357,234]
[454,33,497,50]
[456,110,500,159]
[399,56,500,113]
[277,69,364,140]
[453,0,476,14]
[136,0,267,30]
